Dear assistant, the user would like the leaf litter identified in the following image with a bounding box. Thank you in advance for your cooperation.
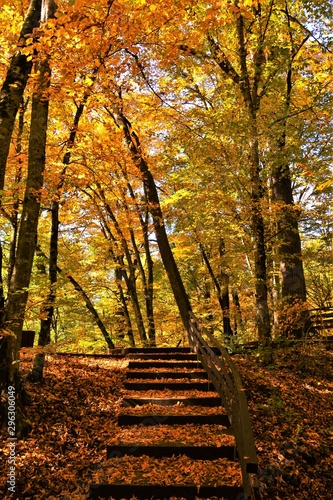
[0,345,331,499]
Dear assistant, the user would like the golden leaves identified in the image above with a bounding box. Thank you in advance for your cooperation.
[94,455,242,487]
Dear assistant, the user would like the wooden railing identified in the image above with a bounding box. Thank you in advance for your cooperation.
[310,307,333,332]
[188,313,258,500]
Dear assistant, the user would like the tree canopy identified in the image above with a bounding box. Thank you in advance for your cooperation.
[0,0,332,371]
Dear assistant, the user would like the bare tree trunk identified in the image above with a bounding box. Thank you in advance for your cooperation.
[232,289,243,335]
[35,246,116,352]
[114,267,135,346]
[98,212,136,347]
[249,132,271,348]
[5,99,30,286]
[30,57,103,379]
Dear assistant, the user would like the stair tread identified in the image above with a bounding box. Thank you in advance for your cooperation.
[122,396,221,407]
[124,381,213,391]
[126,371,208,379]
[107,443,236,460]
[128,361,202,369]
[88,347,252,500]
[117,414,231,426]
[125,347,193,353]
[128,353,198,360]
[88,482,244,499]
[119,406,224,417]
[108,443,234,449]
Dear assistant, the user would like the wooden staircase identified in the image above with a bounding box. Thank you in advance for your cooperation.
[88,345,258,499]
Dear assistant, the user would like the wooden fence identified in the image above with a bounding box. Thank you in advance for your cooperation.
[188,313,258,500]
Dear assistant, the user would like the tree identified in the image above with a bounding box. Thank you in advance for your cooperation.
[0,0,45,195]
[1,0,332,390]
[108,91,193,333]
[2,56,50,434]
[0,0,57,433]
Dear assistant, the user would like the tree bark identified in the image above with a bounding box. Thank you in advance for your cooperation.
[5,98,29,286]
[199,243,233,336]
[95,183,149,345]
[232,289,243,335]
[271,25,310,337]
[208,14,272,348]
[98,210,136,346]
[114,264,135,346]
[122,178,156,346]
[36,247,116,351]
[0,0,43,194]
[110,100,192,334]
[29,203,59,382]
[30,61,100,379]
[1,58,50,435]
[65,273,115,351]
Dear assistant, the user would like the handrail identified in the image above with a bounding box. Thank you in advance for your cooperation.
[310,307,333,331]
[188,313,258,500]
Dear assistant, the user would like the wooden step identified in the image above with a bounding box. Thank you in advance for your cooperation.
[124,381,212,391]
[128,353,198,360]
[122,396,221,407]
[126,371,208,380]
[125,347,193,354]
[128,360,201,369]
[117,414,231,426]
[88,483,244,499]
[107,443,236,460]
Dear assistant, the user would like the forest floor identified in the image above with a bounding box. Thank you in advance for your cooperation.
[0,344,332,499]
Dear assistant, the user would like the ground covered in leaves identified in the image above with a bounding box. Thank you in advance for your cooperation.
[0,344,332,499]
[234,344,333,499]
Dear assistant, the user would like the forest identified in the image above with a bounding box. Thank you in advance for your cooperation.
[0,0,332,489]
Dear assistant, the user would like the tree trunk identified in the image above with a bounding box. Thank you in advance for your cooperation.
[271,181,301,302]
[0,0,43,194]
[35,247,116,351]
[250,134,271,347]
[123,190,156,346]
[125,179,156,346]
[271,55,310,338]
[232,289,243,335]
[6,98,29,286]
[237,9,271,348]
[130,228,156,346]
[99,216,136,347]
[95,183,149,345]
[29,202,59,382]
[65,273,115,351]
[30,48,114,361]
[1,57,50,435]
[30,61,99,379]
[208,16,272,350]
[111,103,192,333]
[114,267,135,346]
[199,243,233,336]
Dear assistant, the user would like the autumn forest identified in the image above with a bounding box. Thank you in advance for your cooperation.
[0,0,333,497]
